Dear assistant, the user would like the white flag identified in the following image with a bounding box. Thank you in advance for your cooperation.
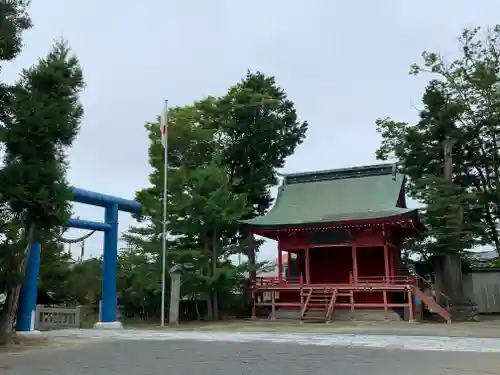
[160,100,168,148]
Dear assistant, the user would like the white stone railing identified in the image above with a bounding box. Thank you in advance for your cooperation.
[35,305,82,330]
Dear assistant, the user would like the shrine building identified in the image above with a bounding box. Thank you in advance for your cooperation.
[241,163,451,323]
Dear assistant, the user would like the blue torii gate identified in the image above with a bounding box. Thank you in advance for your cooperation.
[16,187,142,332]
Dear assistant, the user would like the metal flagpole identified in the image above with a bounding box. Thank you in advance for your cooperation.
[160,100,168,327]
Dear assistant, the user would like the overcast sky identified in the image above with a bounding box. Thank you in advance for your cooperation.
[3,0,499,261]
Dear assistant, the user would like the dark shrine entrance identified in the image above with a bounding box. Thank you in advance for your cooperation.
[309,247,352,284]
[357,246,386,280]
[287,246,387,284]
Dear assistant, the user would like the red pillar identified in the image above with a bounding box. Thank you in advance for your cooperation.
[393,249,397,277]
[351,244,358,282]
[305,247,311,284]
[390,247,397,277]
[387,246,393,278]
[278,248,283,283]
[383,244,390,282]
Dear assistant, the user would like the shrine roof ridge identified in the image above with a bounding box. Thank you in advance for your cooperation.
[283,163,399,185]
[240,161,421,230]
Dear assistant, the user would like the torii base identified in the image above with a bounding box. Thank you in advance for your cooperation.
[93,321,123,330]
[16,330,42,339]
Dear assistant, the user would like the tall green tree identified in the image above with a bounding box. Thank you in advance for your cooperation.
[375,26,500,314]
[37,240,72,301]
[0,39,85,342]
[376,83,475,304]
[168,162,248,320]
[124,99,222,287]
[0,0,32,342]
[126,72,308,319]
[0,0,31,61]
[0,0,31,126]
[126,99,248,320]
[377,26,500,255]
[218,71,308,279]
[66,257,102,305]
[117,249,160,318]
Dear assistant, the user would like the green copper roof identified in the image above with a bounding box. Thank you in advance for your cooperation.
[241,163,417,228]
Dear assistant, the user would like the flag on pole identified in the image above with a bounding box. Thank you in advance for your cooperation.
[160,100,168,148]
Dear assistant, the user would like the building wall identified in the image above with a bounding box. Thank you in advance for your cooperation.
[278,228,394,281]
[354,228,384,246]
[463,269,500,313]
[275,226,401,310]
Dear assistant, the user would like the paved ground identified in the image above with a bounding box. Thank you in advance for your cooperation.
[1,338,500,375]
[126,318,500,338]
[40,329,500,352]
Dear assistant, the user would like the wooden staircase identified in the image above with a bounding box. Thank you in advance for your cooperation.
[412,285,452,323]
[301,288,347,323]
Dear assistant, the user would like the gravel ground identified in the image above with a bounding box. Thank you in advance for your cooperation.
[1,339,500,375]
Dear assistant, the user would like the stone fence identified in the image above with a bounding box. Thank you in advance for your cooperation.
[35,305,83,330]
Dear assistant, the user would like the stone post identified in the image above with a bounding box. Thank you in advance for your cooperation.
[169,265,183,326]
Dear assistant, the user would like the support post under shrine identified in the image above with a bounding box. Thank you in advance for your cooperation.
[305,247,311,284]
[351,243,358,282]
[383,243,390,281]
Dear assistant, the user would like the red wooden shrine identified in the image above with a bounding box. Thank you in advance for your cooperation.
[241,164,451,323]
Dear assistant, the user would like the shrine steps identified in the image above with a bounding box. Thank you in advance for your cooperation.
[255,279,452,323]
[300,288,338,323]
[298,288,385,323]
[412,285,452,323]
[274,308,402,321]
[269,287,452,323]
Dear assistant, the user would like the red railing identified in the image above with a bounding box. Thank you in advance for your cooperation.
[250,272,453,323]
[351,275,418,285]
[413,274,452,309]
[252,276,301,287]
[252,274,421,289]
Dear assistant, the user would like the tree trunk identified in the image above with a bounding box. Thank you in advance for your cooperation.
[433,255,464,304]
[205,292,213,321]
[194,299,201,321]
[440,139,477,320]
[247,231,257,282]
[203,232,213,321]
[211,229,219,321]
[441,139,464,303]
[484,209,500,256]
[0,224,35,345]
[243,231,257,309]
[0,285,21,345]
